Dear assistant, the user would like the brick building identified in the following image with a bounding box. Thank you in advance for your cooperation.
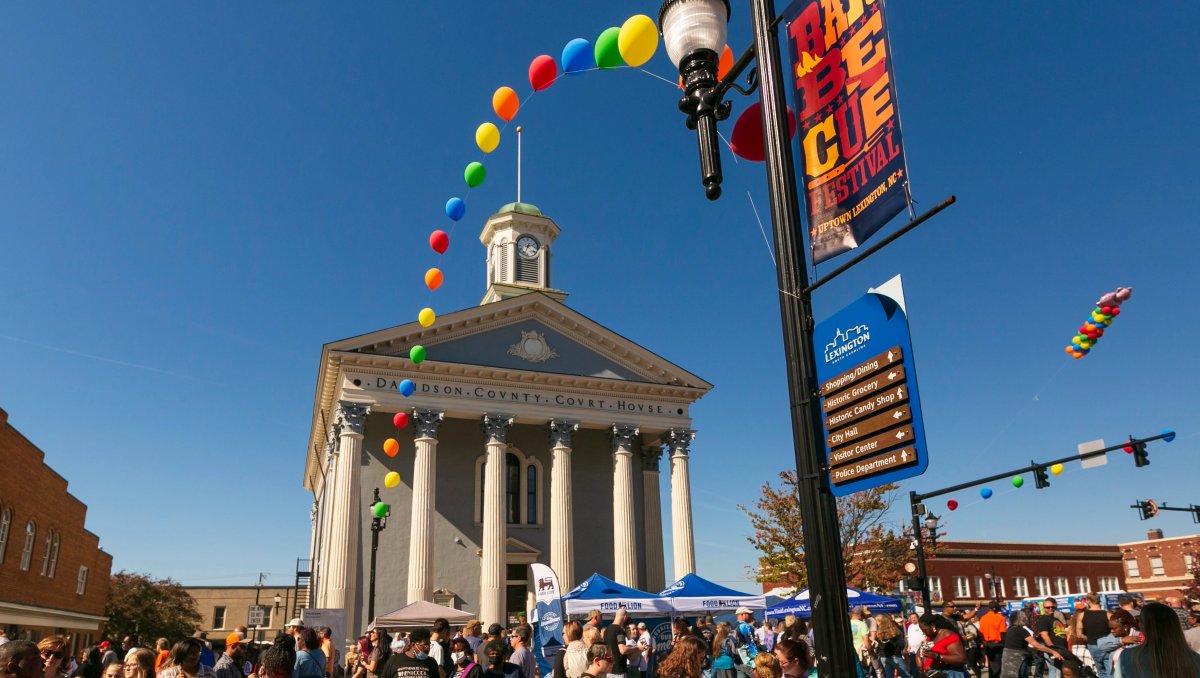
[912,540,1125,607]
[184,585,296,643]
[0,407,113,649]
[1118,529,1198,600]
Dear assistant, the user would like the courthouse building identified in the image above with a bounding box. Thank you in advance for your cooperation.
[302,203,711,633]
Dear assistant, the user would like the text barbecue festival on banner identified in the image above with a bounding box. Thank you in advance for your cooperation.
[782,0,910,265]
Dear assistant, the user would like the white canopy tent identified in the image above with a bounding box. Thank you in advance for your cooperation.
[369,600,476,630]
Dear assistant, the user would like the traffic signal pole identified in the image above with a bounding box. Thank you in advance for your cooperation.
[1131,500,1200,523]
[906,430,1174,606]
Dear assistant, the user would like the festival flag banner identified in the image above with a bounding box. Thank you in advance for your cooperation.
[782,0,910,265]
[530,563,564,678]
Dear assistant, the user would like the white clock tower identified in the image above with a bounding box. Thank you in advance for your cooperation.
[479,202,567,305]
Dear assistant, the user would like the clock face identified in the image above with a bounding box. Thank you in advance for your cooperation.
[516,235,540,259]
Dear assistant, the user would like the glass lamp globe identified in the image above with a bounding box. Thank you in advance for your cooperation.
[658,0,731,68]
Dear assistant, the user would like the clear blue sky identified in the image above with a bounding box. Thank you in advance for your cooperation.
[2,3,1197,592]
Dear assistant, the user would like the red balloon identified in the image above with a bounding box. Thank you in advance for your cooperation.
[429,230,449,254]
[729,101,797,162]
[947,499,959,511]
[529,55,558,92]
[393,412,409,429]
[1100,306,1113,315]
[1111,307,1121,316]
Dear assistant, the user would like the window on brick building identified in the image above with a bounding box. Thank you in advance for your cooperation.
[1076,577,1090,593]
[1149,556,1165,576]
[1054,577,1069,595]
[974,576,985,598]
[954,577,970,599]
[1125,559,1140,578]
[48,533,60,578]
[0,506,10,564]
[40,531,52,575]
[213,606,227,629]
[19,520,36,571]
[1098,576,1119,592]
[76,565,88,594]
[929,577,942,603]
[1013,577,1028,598]
[1035,577,1050,597]
[1185,554,1194,572]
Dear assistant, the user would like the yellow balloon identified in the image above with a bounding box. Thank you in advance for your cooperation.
[384,471,401,488]
[618,14,658,67]
[418,307,436,327]
[1050,463,1064,476]
[476,122,500,154]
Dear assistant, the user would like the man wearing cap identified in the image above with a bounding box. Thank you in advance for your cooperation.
[582,611,601,637]
[214,634,248,678]
[978,601,1007,678]
[733,607,759,678]
[99,642,118,667]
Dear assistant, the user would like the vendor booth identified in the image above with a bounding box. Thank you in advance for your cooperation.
[659,573,766,614]
[562,573,672,616]
[369,600,476,630]
[766,587,902,619]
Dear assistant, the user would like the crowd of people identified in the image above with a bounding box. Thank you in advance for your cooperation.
[4,595,1199,678]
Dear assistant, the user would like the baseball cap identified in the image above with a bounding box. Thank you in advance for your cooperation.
[226,634,245,647]
[99,641,110,649]
[287,618,303,628]
[735,607,753,615]
[637,623,646,630]
[487,623,503,636]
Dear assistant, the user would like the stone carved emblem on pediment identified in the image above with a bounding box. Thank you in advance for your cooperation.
[507,330,559,364]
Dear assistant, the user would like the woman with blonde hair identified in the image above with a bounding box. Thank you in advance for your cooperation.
[710,622,738,678]
[35,636,69,678]
[753,652,781,678]
[121,650,155,678]
[658,635,706,678]
[872,616,909,678]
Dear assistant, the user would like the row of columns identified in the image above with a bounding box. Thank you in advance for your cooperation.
[315,400,696,627]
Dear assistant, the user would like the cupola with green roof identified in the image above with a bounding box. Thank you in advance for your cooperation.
[479,201,567,305]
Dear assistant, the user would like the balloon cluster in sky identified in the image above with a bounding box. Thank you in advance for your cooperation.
[1066,287,1132,359]
[377,13,692,494]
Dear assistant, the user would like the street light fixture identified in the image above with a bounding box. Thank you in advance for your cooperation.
[924,513,941,547]
[368,487,390,623]
[659,1,858,674]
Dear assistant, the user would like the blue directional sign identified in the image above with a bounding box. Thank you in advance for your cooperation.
[813,276,929,496]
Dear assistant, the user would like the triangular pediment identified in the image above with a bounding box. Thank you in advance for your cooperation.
[506,537,540,557]
[326,293,711,389]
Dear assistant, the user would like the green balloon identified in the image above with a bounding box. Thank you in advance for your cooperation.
[372,502,389,518]
[410,344,426,364]
[595,27,622,69]
[1011,476,1024,488]
[464,162,486,188]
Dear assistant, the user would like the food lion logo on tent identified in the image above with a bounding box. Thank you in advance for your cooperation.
[537,577,555,595]
[541,610,562,633]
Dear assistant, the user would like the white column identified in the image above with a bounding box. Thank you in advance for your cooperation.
[481,414,513,626]
[641,444,666,592]
[668,428,696,580]
[611,424,639,588]
[314,436,337,606]
[406,409,444,604]
[548,420,578,588]
[323,401,371,616]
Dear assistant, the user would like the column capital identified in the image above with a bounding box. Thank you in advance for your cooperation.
[412,409,445,440]
[336,401,372,436]
[611,424,639,453]
[548,419,579,448]
[482,414,514,444]
[641,445,663,471]
[665,428,696,457]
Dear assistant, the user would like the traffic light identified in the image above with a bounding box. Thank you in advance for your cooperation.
[1137,499,1159,520]
[1124,438,1150,467]
[904,576,925,592]
[1033,462,1050,489]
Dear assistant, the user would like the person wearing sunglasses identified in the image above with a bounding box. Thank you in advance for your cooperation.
[1035,600,1070,678]
[35,636,69,678]
[580,644,612,678]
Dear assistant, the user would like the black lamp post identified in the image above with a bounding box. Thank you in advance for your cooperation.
[368,487,389,623]
[659,1,856,674]
[924,514,941,548]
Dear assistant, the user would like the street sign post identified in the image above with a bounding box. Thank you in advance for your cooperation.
[247,605,266,626]
[814,276,929,496]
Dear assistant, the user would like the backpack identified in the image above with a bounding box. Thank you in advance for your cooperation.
[563,643,588,678]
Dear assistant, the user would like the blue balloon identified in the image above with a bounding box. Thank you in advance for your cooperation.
[980,487,993,499]
[398,379,416,397]
[561,38,594,75]
[445,197,466,221]
[1162,429,1176,443]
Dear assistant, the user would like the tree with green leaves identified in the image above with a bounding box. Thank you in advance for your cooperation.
[104,571,202,643]
[739,473,921,591]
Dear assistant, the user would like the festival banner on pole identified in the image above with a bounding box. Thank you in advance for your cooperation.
[781,0,911,265]
[530,563,564,678]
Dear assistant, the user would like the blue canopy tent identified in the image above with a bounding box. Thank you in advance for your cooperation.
[766,587,902,619]
[658,573,766,614]
[562,573,672,616]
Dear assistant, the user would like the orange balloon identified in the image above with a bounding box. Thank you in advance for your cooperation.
[383,438,400,457]
[493,86,519,122]
[677,45,735,90]
[425,268,444,291]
